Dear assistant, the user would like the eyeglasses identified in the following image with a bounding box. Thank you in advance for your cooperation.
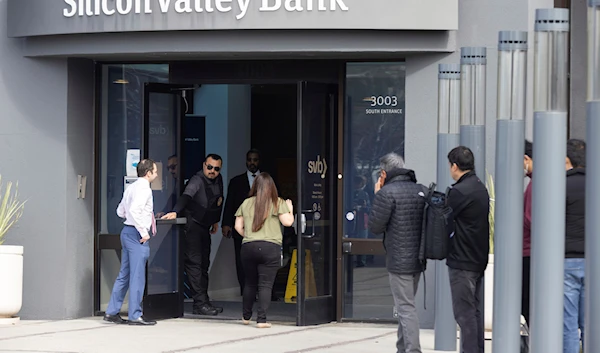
[168,164,177,170]
[206,164,221,172]
[247,158,259,162]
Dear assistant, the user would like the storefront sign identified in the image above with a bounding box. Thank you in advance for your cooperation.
[63,0,349,20]
[8,0,458,38]
[307,154,327,179]
[364,95,403,115]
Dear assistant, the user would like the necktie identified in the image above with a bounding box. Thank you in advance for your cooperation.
[151,213,157,236]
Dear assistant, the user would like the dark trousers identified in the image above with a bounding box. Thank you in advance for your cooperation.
[241,241,280,323]
[233,233,245,296]
[522,256,531,326]
[449,268,484,353]
[184,221,211,308]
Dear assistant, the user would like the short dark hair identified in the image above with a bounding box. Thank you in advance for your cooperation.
[524,140,533,159]
[137,159,156,178]
[448,146,475,172]
[247,149,260,158]
[567,139,586,168]
[205,153,222,162]
[168,154,177,160]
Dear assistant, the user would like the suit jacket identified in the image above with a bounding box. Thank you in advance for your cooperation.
[222,172,252,229]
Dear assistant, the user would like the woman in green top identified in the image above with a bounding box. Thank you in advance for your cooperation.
[234,172,294,328]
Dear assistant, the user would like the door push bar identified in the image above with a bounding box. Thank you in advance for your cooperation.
[294,210,317,239]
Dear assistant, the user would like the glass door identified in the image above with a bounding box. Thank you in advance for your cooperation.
[340,62,407,322]
[141,83,188,320]
[296,81,337,326]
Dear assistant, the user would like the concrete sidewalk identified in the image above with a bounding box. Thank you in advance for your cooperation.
[0,317,490,353]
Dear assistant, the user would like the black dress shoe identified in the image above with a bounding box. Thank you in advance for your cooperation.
[128,316,157,326]
[193,304,218,316]
[209,303,223,313]
[103,314,128,324]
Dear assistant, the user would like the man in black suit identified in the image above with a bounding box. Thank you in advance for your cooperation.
[221,149,261,296]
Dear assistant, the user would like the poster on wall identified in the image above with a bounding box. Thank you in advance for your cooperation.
[126,149,140,176]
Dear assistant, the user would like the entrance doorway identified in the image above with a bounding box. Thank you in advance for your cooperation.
[141,81,337,326]
[96,60,411,326]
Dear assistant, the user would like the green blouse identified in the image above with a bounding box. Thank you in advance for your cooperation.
[235,197,290,245]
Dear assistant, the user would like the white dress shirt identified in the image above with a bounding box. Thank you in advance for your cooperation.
[247,169,260,188]
[117,178,154,238]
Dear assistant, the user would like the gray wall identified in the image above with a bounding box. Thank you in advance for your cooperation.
[570,0,586,139]
[0,0,94,319]
[20,30,455,58]
[407,0,552,187]
[65,58,95,318]
[405,0,553,328]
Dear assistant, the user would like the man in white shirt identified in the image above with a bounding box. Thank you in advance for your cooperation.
[104,159,158,326]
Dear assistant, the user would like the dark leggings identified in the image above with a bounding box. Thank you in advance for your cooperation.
[241,241,280,323]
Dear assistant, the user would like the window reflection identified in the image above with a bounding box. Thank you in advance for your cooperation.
[97,64,169,311]
[343,62,406,243]
[98,64,169,234]
[343,255,395,320]
[342,62,405,320]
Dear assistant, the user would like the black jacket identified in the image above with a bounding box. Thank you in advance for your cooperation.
[446,171,490,273]
[222,172,252,230]
[173,172,224,227]
[566,168,585,258]
[368,169,426,275]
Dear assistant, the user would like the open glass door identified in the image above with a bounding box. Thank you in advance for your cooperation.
[141,83,188,320]
[295,81,337,325]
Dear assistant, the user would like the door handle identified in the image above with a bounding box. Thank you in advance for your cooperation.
[342,241,352,254]
[294,214,307,235]
[295,210,316,239]
[302,210,316,239]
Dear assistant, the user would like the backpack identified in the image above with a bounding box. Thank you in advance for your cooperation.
[418,182,454,261]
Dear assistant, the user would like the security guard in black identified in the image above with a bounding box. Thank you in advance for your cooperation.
[162,154,224,316]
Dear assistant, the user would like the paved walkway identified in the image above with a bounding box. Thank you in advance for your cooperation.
[0,317,494,353]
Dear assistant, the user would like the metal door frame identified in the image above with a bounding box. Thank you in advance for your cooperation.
[140,83,190,320]
[295,81,338,326]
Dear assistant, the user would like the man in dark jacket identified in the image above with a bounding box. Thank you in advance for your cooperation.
[221,149,261,296]
[563,139,586,353]
[446,146,490,353]
[368,152,425,353]
[162,154,225,316]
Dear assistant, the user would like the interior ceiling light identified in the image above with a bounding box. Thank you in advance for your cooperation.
[113,79,129,84]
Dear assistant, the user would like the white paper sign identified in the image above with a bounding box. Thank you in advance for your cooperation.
[123,176,138,191]
[126,149,140,177]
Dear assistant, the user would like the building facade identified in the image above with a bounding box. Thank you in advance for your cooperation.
[0,0,581,324]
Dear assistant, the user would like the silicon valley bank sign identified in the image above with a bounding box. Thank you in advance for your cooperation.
[63,0,349,20]
[8,0,458,38]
